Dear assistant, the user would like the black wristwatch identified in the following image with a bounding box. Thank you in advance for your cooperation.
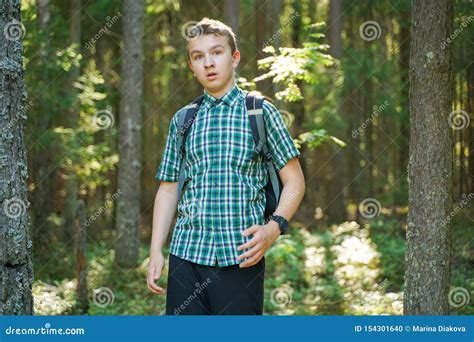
[269,215,289,235]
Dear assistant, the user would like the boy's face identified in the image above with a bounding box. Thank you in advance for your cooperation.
[187,33,240,95]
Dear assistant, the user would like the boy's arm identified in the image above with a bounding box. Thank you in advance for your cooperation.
[147,181,178,294]
[150,181,179,258]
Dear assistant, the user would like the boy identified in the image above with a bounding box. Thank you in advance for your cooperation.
[147,18,305,315]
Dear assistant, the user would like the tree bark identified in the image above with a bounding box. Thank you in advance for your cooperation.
[404,0,453,315]
[0,0,34,315]
[115,0,145,267]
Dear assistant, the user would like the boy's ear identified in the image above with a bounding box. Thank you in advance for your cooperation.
[232,50,241,68]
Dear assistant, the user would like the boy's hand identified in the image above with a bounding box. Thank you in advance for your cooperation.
[237,221,281,268]
[147,252,166,295]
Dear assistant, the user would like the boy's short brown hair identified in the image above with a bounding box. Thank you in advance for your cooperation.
[185,17,238,55]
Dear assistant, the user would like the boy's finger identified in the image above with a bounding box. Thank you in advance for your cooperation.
[147,278,165,294]
[241,225,259,237]
[239,253,262,268]
[237,236,258,251]
[237,244,260,261]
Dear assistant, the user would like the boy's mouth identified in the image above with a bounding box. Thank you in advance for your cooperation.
[206,72,218,80]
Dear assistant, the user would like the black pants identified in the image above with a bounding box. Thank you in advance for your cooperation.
[165,254,265,315]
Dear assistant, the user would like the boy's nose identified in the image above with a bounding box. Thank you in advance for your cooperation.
[204,56,214,68]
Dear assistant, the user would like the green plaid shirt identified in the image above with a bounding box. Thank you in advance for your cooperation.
[156,84,300,266]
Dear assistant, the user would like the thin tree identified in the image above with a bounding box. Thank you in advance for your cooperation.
[64,0,82,242]
[404,0,453,314]
[326,0,347,223]
[115,0,145,267]
[0,0,34,315]
[223,0,239,38]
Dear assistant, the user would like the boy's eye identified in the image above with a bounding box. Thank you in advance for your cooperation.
[213,50,222,55]
[193,55,202,60]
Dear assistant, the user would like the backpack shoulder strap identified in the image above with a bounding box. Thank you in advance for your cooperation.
[176,95,204,200]
[245,94,282,203]
[245,94,266,158]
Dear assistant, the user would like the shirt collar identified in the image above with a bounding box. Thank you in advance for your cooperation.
[202,84,242,108]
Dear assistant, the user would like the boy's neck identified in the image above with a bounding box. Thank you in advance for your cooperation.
[205,79,236,100]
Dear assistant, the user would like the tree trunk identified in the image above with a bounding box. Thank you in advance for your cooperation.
[267,0,284,98]
[31,0,54,254]
[404,0,453,315]
[115,0,145,267]
[468,59,474,193]
[75,200,88,312]
[255,0,272,95]
[397,4,410,204]
[0,0,34,315]
[63,0,82,243]
[326,0,346,224]
[223,0,239,38]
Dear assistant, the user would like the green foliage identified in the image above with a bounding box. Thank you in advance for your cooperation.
[254,27,334,102]
[296,129,346,149]
[33,211,474,315]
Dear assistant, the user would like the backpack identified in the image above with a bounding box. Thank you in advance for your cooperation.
[175,93,283,220]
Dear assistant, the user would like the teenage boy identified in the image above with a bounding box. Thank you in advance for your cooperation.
[147,18,305,315]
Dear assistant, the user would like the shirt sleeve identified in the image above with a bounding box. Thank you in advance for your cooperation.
[263,100,301,172]
[155,111,181,182]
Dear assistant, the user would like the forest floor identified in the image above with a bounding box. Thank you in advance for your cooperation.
[32,203,473,315]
